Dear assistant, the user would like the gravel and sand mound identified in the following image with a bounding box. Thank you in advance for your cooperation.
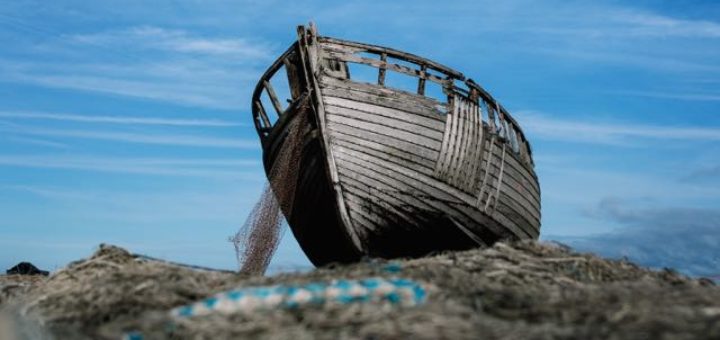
[1,241,719,339]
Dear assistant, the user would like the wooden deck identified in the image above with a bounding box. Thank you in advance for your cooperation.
[252,25,541,265]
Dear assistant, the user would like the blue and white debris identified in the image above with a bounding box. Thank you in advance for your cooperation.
[171,277,428,317]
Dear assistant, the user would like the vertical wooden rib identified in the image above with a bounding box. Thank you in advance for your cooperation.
[486,143,506,213]
[255,100,271,128]
[446,96,462,185]
[263,80,284,115]
[452,100,465,186]
[450,97,470,187]
[465,101,480,189]
[284,56,303,99]
[463,102,475,189]
[417,65,427,95]
[435,94,455,179]
[487,104,497,133]
[434,95,487,191]
[476,134,495,207]
[378,53,387,86]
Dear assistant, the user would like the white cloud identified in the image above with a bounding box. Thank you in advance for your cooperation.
[617,91,720,102]
[0,24,277,109]
[519,111,720,145]
[0,122,259,148]
[5,71,248,110]
[4,136,69,149]
[614,11,720,38]
[68,26,275,59]
[0,155,262,178]
[0,110,244,127]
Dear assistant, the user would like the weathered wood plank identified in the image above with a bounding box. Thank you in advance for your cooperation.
[335,149,535,239]
[485,137,540,191]
[338,172,443,240]
[326,114,443,151]
[323,97,445,131]
[482,134,539,184]
[343,187,425,232]
[333,146,533,239]
[494,201,539,238]
[340,171,435,216]
[482,166,541,219]
[497,191,540,228]
[484,158,541,210]
[326,122,440,161]
[342,194,384,233]
[319,76,446,120]
[331,137,436,175]
[484,153,540,200]
[339,174,441,237]
[324,103,445,142]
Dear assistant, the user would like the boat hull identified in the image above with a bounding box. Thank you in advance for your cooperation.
[255,26,541,266]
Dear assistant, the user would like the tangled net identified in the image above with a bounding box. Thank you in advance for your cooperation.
[231,111,307,275]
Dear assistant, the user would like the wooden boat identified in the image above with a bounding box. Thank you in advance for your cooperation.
[252,24,541,266]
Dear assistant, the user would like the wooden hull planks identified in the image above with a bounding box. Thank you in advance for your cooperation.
[252,25,541,266]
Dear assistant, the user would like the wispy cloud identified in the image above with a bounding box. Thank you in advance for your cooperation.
[613,11,720,39]
[0,24,276,109]
[617,91,720,102]
[2,68,249,110]
[0,122,259,149]
[0,110,244,127]
[4,136,69,149]
[0,155,262,178]
[320,1,720,97]
[67,26,275,59]
[519,9,720,40]
[469,4,720,74]
[520,111,720,145]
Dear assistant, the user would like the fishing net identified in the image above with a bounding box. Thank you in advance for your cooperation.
[231,110,307,275]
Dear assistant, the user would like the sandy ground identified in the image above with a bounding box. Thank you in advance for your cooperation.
[1,241,719,339]
[0,310,16,340]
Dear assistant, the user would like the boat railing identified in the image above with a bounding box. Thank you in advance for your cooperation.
[252,42,304,139]
[318,36,534,166]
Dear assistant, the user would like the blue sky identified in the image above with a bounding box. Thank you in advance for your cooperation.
[0,1,718,277]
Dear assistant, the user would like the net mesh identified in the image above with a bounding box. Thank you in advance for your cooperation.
[231,110,307,275]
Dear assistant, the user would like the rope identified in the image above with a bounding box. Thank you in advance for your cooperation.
[171,277,427,317]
